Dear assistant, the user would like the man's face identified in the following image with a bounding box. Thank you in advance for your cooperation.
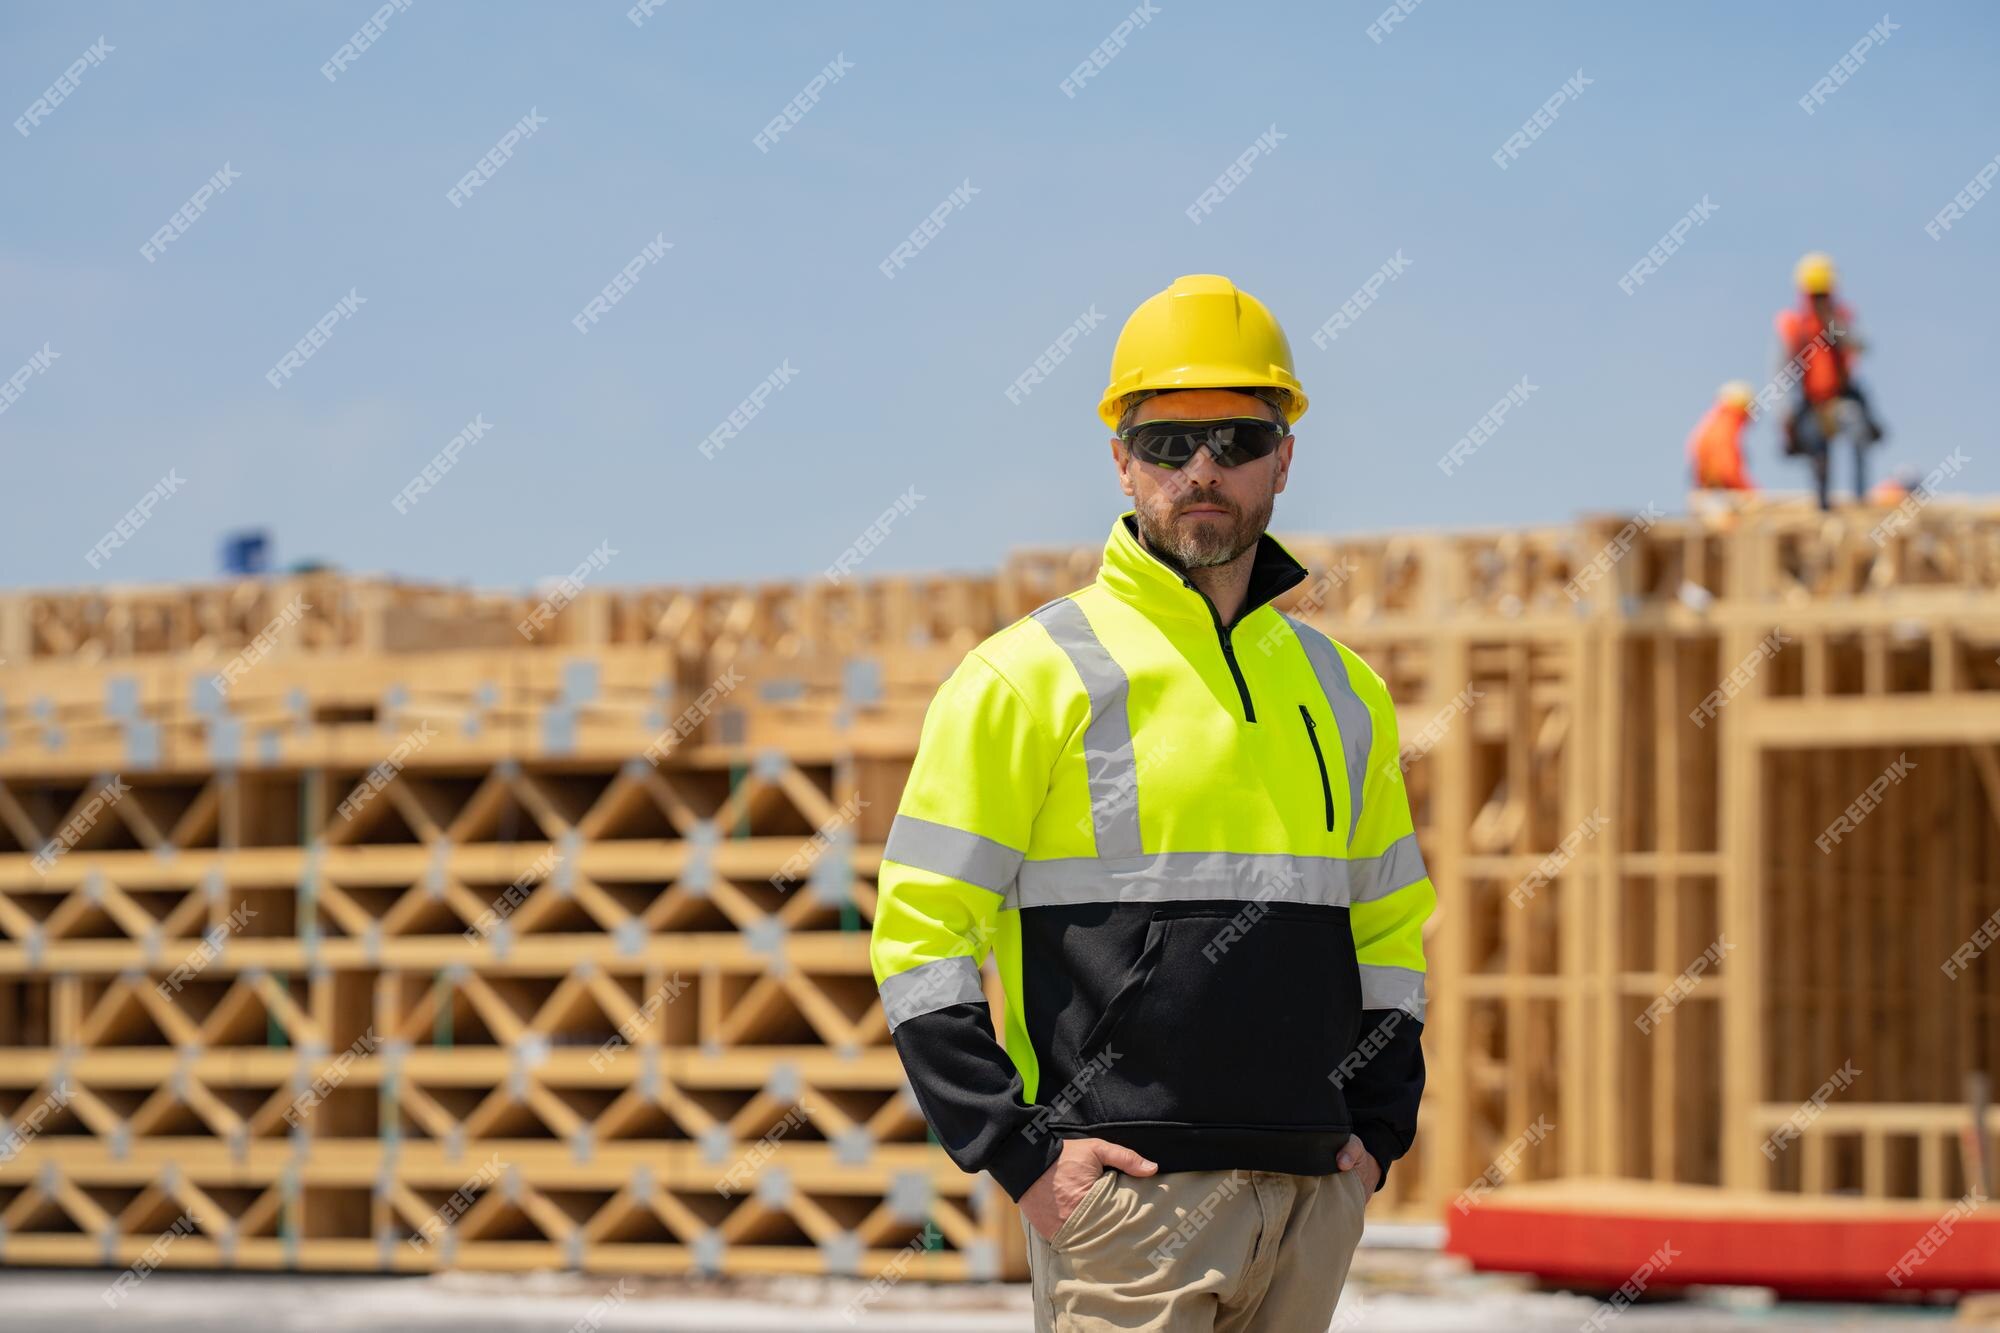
[1111,388,1293,570]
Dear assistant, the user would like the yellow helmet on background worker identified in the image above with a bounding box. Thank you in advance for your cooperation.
[1718,381,1755,409]
[1794,251,1837,295]
[1098,274,1308,430]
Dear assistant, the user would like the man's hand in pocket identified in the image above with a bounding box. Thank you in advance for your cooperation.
[1336,1134,1381,1197]
[1020,1138,1158,1239]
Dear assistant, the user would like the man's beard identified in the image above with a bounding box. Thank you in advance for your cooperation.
[1134,484,1274,571]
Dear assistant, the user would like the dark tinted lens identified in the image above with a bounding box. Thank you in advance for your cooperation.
[1205,420,1283,465]
[1127,418,1281,468]
[1129,426,1200,467]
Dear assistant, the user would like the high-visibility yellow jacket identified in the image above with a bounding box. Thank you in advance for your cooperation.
[870,511,1433,1200]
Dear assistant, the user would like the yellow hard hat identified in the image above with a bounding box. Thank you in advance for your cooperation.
[1098,274,1308,430]
[1794,251,1837,294]
[1718,380,1755,408]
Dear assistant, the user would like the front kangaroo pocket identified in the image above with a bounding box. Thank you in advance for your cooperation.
[1078,902,1360,1129]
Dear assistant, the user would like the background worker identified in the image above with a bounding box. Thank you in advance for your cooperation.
[1776,251,1888,510]
[1686,381,1758,493]
[871,274,1433,1332]
[1869,465,1923,508]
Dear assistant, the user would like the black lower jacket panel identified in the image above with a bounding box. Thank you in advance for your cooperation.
[1018,899,1378,1172]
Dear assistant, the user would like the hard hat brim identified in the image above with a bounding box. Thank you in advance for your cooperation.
[1099,366,1307,431]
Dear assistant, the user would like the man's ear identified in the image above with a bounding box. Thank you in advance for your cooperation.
[1111,438,1137,497]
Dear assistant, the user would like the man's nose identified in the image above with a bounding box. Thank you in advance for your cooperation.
[1177,443,1228,487]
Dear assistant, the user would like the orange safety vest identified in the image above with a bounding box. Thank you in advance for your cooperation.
[1686,403,1753,491]
[1774,297,1857,405]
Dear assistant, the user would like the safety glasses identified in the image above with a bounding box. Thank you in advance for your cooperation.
[1119,416,1287,469]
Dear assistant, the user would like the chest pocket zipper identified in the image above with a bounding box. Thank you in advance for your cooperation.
[1298,704,1335,833]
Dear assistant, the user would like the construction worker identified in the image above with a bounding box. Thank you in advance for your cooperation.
[1868,465,1923,508]
[1776,251,1887,510]
[1686,381,1758,493]
[871,274,1432,1331]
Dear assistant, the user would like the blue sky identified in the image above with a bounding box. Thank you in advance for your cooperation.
[3,1,1995,590]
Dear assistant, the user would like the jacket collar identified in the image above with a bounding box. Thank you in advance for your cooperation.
[1096,510,1309,628]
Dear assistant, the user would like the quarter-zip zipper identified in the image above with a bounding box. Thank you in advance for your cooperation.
[1183,577,1256,721]
[1299,704,1335,832]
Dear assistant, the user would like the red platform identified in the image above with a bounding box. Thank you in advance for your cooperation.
[1445,1180,2000,1298]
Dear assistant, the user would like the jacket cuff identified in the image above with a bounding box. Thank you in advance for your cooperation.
[986,1128,1063,1202]
[1354,1121,1404,1194]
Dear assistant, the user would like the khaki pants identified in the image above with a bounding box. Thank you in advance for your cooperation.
[1021,1167,1367,1332]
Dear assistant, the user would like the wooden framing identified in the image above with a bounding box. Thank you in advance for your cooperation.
[1,494,1997,1279]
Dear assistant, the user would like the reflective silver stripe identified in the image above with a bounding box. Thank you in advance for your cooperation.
[1014,851,1354,909]
[1351,833,1429,904]
[883,814,1021,897]
[1358,963,1426,1021]
[1008,844,1426,910]
[1286,617,1373,848]
[880,955,986,1032]
[1031,598,1143,859]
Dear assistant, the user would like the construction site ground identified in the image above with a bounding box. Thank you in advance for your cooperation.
[7,1250,1961,1330]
